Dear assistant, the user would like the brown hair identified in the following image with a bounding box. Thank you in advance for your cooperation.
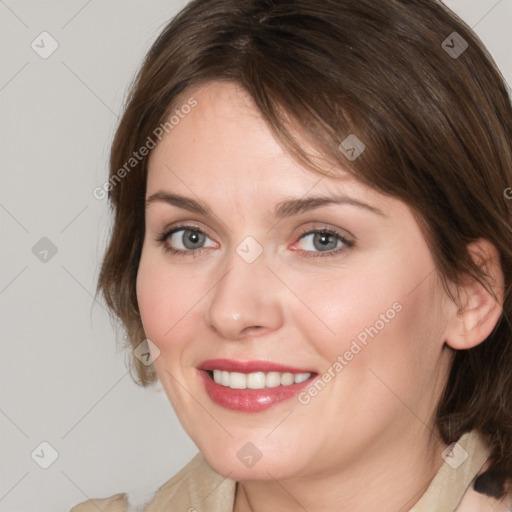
[96,0,512,498]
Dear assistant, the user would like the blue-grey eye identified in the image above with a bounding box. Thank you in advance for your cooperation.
[169,228,213,250]
[299,231,342,252]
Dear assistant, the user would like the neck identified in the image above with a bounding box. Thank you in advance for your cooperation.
[234,427,448,512]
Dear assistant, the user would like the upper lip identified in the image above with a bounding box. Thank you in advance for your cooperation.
[198,358,316,374]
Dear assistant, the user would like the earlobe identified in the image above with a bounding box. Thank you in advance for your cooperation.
[445,239,505,351]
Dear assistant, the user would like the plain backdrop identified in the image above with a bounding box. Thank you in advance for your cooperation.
[0,1,511,511]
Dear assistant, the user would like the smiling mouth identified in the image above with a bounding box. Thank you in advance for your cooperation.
[205,369,315,390]
[199,360,318,412]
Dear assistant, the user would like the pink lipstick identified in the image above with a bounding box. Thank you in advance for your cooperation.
[198,359,317,412]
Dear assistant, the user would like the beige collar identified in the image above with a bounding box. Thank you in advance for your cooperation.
[409,430,491,512]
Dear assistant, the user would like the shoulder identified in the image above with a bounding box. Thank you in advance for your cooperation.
[69,492,130,512]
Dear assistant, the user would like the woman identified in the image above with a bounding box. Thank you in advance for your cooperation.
[72,0,512,510]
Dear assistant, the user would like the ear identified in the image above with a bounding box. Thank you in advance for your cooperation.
[445,238,505,350]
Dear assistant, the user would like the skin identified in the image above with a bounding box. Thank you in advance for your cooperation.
[136,81,504,512]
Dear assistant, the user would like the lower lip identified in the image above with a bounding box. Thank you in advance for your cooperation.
[199,370,316,412]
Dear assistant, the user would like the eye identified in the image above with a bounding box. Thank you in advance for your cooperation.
[293,227,354,258]
[156,225,216,256]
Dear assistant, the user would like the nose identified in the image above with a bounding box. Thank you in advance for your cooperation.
[204,247,284,340]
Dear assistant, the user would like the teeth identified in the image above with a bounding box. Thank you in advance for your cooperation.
[266,372,281,388]
[220,370,230,387]
[294,372,310,384]
[247,372,266,389]
[210,370,312,389]
[280,372,294,386]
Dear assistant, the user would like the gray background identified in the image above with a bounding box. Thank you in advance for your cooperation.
[0,1,510,511]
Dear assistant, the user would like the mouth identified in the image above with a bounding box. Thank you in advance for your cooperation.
[197,359,318,412]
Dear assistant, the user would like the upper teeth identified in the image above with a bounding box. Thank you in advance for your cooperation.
[212,370,312,389]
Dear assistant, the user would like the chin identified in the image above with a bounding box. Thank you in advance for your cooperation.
[198,439,306,481]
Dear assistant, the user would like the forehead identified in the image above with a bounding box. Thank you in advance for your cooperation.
[146,81,392,211]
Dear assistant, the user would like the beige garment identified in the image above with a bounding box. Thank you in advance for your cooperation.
[70,430,512,512]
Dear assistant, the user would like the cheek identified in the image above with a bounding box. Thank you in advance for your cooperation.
[294,274,445,443]
[293,250,442,376]
[136,250,196,349]
[289,263,403,355]
[135,252,201,410]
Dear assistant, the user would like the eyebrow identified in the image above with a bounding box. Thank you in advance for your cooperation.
[145,191,386,218]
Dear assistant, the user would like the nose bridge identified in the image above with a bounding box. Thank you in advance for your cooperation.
[204,239,283,339]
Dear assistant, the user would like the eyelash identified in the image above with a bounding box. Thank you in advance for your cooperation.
[155,223,355,259]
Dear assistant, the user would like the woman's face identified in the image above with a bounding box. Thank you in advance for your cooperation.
[137,81,454,481]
